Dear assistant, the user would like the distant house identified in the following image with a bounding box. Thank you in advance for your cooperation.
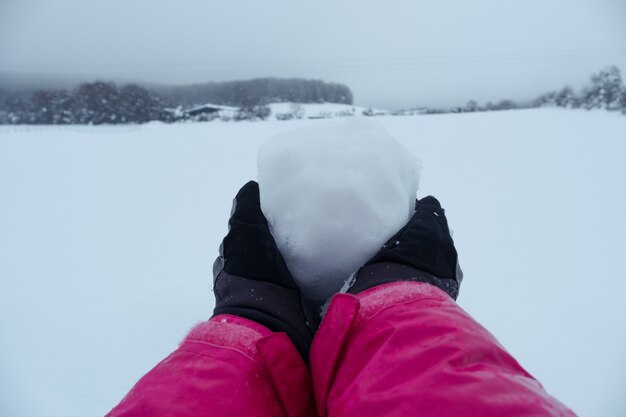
[184,103,239,118]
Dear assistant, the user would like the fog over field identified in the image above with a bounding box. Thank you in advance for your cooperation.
[1,0,625,108]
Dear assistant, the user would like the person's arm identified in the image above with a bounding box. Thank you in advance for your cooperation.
[310,197,576,417]
[107,315,312,417]
[106,182,315,417]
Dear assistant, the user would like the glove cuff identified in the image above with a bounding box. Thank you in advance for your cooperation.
[213,270,314,361]
[348,262,460,300]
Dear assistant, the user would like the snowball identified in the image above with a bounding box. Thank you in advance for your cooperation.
[257,118,420,303]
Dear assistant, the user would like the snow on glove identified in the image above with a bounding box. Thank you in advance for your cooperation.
[212,181,314,361]
[348,196,463,299]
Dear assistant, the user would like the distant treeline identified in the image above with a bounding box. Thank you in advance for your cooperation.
[0,77,353,125]
[419,65,626,115]
[1,67,625,125]
[532,66,625,112]
[0,82,170,125]
[155,78,354,108]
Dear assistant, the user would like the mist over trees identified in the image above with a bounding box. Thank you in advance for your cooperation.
[0,78,353,124]
[0,81,169,125]
[527,66,625,115]
[155,78,354,108]
[424,66,626,115]
[0,67,625,125]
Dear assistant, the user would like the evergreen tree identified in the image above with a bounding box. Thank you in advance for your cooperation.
[73,81,123,124]
[581,66,623,110]
[554,86,579,108]
[533,91,557,107]
[31,90,59,124]
[118,84,168,123]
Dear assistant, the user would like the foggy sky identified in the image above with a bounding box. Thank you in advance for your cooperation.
[1,0,625,109]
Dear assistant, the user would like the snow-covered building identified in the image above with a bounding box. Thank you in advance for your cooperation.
[184,103,238,119]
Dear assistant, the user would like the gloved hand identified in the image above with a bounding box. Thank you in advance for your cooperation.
[348,196,463,299]
[212,181,313,361]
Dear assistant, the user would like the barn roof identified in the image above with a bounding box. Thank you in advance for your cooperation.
[185,103,239,113]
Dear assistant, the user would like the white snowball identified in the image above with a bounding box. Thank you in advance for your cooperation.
[258,118,420,302]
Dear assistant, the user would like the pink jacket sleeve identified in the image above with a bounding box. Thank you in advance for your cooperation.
[105,314,314,417]
[311,282,577,417]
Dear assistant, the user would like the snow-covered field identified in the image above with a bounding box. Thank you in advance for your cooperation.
[267,102,387,118]
[1,109,625,417]
[192,102,384,121]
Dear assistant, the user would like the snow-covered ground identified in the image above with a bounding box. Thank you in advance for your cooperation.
[181,102,386,120]
[268,102,387,118]
[1,109,625,417]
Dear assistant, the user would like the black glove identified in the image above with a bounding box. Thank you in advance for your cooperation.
[348,196,462,299]
[212,181,313,361]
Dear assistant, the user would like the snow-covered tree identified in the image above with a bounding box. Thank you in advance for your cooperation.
[492,100,518,111]
[254,105,271,120]
[289,103,305,119]
[0,94,33,124]
[536,86,579,109]
[73,81,123,124]
[465,100,479,112]
[118,84,168,123]
[554,86,579,108]
[30,90,74,124]
[234,98,271,121]
[533,91,557,107]
[581,66,623,110]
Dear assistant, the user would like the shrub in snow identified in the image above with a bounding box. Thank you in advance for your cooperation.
[257,118,420,303]
[289,103,305,119]
[254,105,271,121]
[275,112,295,121]
[334,109,355,117]
[234,100,272,121]
[276,103,307,121]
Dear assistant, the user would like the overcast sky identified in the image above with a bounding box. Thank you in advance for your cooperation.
[1,0,625,109]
